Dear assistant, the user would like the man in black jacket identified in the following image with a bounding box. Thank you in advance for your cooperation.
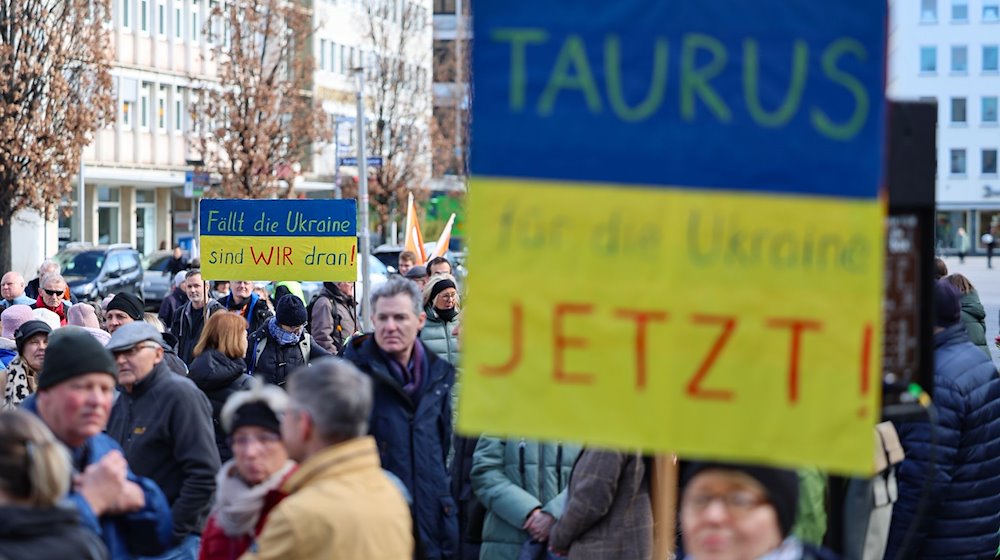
[106,321,220,558]
[220,280,272,333]
[171,270,222,364]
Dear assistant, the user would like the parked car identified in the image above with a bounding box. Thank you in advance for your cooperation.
[141,250,175,311]
[54,244,144,303]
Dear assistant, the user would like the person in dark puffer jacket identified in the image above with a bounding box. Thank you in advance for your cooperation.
[885,279,1000,559]
[246,295,328,387]
[188,311,254,463]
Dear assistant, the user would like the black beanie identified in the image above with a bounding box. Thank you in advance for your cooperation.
[14,320,52,355]
[106,292,144,320]
[934,279,962,328]
[275,294,307,327]
[230,401,281,435]
[681,462,800,538]
[38,326,118,390]
[428,278,457,303]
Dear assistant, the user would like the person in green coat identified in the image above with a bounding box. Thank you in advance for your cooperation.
[946,274,991,357]
[471,437,581,560]
[420,274,461,366]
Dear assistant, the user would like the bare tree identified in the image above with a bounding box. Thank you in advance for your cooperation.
[341,0,432,240]
[0,0,114,270]
[193,0,328,199]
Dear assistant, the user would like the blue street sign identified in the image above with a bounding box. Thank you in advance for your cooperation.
[339,156,383,167]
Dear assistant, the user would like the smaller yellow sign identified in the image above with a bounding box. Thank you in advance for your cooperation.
[201,235,357,282]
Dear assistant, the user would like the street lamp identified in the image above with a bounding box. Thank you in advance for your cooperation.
[353,66,372,332]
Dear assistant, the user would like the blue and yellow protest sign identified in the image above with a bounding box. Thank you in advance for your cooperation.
[458,0,886,474]
[200,199,358,282]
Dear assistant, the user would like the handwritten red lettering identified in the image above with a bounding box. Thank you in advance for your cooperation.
[687,314,738,401]
[480,301,524,377]
[554,303,594,385]
[614,309,668,391]
[766,318,822,404]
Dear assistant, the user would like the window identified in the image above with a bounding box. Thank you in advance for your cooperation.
[122,0,130,28]
[330,43,336,73]
[122,101,133,128]
[922,0,938,21]
[433,0,455,14]
[157,88,166,130]
[952,97,967,123]
[951,148,967,174]
[175,95,183,131]
[985,1,1000,21]
[158,2,165,34]
[952,45,968,72]
[985,97,999,123]
[175,7,182,38]
[140,0,148,31]
[191,3,199,42]
[920,46,937,72]
[984,149,999,174]
[952,0,969,20]
[320,39,327,70]
[140,87,149,129]
[985,46,999,71]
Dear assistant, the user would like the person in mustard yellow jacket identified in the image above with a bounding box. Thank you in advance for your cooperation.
[241,358,413,560]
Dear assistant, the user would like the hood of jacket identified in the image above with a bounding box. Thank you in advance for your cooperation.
[0,336,15,351]
[960,291,986,321]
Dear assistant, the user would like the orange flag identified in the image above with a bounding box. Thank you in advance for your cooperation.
[428,213,456,261]
[404,193,427,264]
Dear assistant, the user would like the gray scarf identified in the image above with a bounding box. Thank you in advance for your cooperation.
[212,459,297,538]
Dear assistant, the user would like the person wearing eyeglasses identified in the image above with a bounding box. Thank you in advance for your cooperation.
[419,274,461,366]
[31,272,72,326]
[678,462,836,560]
[245,295,328,388]
[198,381,296,560]
[1,320,50,410]
[105,321,220,560]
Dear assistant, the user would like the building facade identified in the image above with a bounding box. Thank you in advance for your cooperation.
[889,0,1000,254]
[430,0,469,192]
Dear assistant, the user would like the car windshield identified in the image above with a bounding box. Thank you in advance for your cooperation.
[59,251,105,277]
[145,255,171,272]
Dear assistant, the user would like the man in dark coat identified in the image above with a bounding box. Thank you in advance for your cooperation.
[158,271,189,328]
[343,277,458,559]
[164,246,188,278]
[220,280,273,333]
[885,279,1000,559]
[246,295,328,387]
[171,270,222,364]
[106,322,220,557]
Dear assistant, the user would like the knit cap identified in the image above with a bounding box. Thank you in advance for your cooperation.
[681,461,800,538]
[276,294,307,327]
[1,304,34,339]
[38,326,118,390]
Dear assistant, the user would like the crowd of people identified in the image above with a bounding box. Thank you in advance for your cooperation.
[1,250,999,560]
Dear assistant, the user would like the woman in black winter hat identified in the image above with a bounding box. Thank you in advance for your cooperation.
[679,461,839,560]
[244,295,329,387]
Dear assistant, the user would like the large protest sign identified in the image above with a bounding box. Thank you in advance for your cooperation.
[458,0,887,474]
[200,199,358,282]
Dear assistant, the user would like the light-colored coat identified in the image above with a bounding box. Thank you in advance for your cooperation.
[241,436,413,560]
[471,437,580,560]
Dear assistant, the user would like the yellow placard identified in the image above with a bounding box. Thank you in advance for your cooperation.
[201,235,357,282]
[457,179,883,475]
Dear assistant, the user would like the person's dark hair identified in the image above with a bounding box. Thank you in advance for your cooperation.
[0,410,72,507]
[286,358,373,441]
[934,257,948,280]
[185,269,202,281]
[426,256,452,274]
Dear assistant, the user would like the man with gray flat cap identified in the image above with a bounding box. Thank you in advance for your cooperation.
[106,321,220,560]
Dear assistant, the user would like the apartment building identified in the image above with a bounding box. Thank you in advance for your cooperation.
[888,0,1000,253]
